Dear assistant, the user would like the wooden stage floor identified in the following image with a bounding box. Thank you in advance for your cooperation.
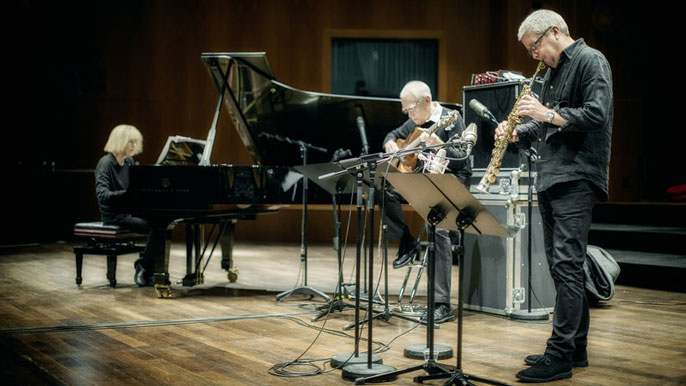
[1,241,685,385]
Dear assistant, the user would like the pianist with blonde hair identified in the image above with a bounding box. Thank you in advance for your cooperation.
[95,124,159,286]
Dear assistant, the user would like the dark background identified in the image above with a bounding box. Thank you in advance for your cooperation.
[4,0,679,244]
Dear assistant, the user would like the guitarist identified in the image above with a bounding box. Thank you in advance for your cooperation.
[381,80,472,323]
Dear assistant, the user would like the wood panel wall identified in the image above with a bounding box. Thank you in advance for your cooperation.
[7,0,671,243]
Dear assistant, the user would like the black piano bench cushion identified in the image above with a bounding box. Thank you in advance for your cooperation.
[73,222,139,239]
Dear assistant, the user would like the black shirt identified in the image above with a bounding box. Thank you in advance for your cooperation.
[517,39,613,200]
[95,153,132,223]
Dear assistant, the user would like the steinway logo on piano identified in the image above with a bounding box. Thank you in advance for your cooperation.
[141,187,192,193]
[140,176,191,194]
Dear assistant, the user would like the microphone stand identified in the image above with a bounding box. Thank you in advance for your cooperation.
[312,149,356,323]
[342,169,423,331]
[330,162,384,369]
[319,154,395,381]
[311,179,357,323]
[269,134,330,303]
[510,147,548,321]
[356,130,377,308]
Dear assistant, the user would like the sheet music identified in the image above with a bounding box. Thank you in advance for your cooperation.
[156,136,207,165]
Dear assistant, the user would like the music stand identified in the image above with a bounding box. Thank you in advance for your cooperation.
[355,173,516,386]
[295,162,356,323]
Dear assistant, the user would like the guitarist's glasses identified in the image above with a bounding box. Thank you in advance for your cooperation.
[401,102,421,115]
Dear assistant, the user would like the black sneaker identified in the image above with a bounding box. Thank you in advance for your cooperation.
[420,303,456,324]
[524,351,588,367]
[516,354,572,383]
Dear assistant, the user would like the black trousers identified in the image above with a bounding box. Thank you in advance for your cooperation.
[538,179,596,361]
[380,188,453,305]
[380,189,409,242]
[105,215,158,272]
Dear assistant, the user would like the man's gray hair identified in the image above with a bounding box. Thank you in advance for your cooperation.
[517,9,570,41]
[399,81,432,102]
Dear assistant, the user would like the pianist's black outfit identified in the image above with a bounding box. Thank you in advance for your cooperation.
[381,105,471,323]
[95,153,159,286]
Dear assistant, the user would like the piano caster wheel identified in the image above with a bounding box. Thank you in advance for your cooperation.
[227,267,239,283]
[155,284,173,298]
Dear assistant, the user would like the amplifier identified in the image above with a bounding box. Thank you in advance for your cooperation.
[463,80,527,170]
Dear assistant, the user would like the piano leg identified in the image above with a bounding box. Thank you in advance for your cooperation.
[220,220,238,282]
[150,221,175,298]
[182,224,205,287]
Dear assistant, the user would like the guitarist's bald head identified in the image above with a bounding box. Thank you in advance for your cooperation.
[400,81,432,103]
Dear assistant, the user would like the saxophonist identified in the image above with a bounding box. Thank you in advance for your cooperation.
[495,10,613,383]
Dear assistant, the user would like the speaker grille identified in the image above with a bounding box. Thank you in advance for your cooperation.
[463,80,526,169]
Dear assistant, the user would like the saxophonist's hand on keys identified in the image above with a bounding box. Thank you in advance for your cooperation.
[494,121,519,143]
[516,95,548,122]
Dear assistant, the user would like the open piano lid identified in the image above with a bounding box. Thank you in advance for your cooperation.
[201,52,452,167]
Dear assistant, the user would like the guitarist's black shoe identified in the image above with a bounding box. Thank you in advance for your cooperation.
[393,240,420,269]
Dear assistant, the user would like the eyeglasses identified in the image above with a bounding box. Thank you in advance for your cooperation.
[528,26,551,57]
[401,100,423,115]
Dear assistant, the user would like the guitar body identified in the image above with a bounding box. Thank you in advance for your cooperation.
[390,110,459,174]
[393,127,423,173]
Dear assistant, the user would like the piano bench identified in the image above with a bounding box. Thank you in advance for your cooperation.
[73,222,146,288]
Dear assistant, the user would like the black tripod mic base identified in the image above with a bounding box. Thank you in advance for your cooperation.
[403,343,453,360]
[342,363,397,384]
[510,309,549,321]
[275,286,330,302]
[331,353,382,369]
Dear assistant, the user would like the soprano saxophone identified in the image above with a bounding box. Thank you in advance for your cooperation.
[475,61,546,193]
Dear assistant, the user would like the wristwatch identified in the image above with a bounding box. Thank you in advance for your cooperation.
[545,110,555,123]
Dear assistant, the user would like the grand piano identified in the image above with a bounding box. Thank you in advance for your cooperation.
[121,52,462,297]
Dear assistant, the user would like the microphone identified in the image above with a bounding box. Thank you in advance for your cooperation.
[461,123,478,154]
[469,99,499,125]
[356,114,370,155]
[332,148,352,162]
[422,148,449,174]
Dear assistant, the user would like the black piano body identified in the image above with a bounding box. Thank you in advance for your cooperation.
[121,164,289,296]
[120,52,462,296]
